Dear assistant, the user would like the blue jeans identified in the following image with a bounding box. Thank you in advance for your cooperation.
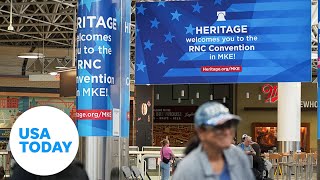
[160,161,170,180]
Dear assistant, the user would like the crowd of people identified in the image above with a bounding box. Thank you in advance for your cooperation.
[4,101,271,180]
[237,134,271,179]
[160,102,272,180]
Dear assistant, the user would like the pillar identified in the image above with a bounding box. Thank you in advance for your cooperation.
[135,85,153,148]
[317,5,320,178]
[76,0,130,179]
[277,82,301,153]
[317,49,320,180]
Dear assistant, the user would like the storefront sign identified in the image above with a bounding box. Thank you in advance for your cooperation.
[135,0,311,84]
[301,101,317,108]
[262,84,278,103]
[76,0,130,136]
[154,106,198,123]
[262,84,317,108]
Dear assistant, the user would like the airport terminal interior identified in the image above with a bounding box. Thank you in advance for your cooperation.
[0,0,319,180]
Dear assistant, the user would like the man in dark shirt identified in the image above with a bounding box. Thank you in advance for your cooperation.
[249,137,266,179]
[251,140,261,157]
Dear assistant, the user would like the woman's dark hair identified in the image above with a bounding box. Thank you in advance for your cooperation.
[184,135,200,155]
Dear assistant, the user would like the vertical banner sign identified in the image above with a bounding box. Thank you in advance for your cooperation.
[120,0,131,137]
[77,0,130,136]
[135,0,311,84]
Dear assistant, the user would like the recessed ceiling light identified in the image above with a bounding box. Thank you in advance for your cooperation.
[18,53,45,59]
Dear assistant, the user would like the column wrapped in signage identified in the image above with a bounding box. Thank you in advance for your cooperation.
[120,0,131,137]
[77,0,130,136]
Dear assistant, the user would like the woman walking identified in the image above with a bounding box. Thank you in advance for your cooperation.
[160,139,175,180]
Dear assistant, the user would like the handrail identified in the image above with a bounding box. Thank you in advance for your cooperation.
[142,146,185,151]
[140,154,185,178]
[129,146,139,151]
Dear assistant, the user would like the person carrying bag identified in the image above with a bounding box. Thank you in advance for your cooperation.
[160,139,175,180]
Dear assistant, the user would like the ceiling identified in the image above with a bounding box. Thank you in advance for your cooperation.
[0,0,76,47]
[0,0,318,78]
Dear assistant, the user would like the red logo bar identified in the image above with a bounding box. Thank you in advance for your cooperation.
[76,110,112,120]
[201,66,242,72]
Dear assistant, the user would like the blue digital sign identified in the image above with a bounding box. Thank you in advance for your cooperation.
[135,0,311,84]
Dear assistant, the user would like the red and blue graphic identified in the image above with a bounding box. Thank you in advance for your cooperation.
[77,0,130,137]
[135,0,311,84]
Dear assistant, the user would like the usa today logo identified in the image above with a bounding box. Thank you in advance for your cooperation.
[10,106,79,176]
[19,128,72,153]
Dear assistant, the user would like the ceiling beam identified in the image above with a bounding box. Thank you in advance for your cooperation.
[16,2,38,33]
[0,38,72,42]
[0,13,74,18]
[46,16,69,39]
[0,9,73,30]
[0,23,72,27]
[52,0,77,8]
[0,31,74,36]
[0,1,76,6]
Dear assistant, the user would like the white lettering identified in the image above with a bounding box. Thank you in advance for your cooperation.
[96,16,106,28]
[77,16,117,30]
[83,88,91,96]
[125,22,130,34]
[83,76,90,83]
[77,59,101,69]
[87,16,96,28]
[80,88,109,97]
[301,101,318,108]
[196,25,248,35]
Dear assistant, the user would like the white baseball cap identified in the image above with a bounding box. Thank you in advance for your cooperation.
[242,134,248,139]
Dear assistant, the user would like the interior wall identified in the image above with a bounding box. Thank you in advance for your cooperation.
[154,84,212,106]
[0,77,59,88]
[153,84,234,146]
[0,96,75,126]
[236,83,317,150]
